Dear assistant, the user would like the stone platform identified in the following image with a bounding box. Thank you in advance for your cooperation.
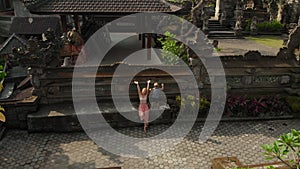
[27,103,172,132]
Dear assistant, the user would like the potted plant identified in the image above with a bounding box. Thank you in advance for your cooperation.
[211,157,242,169]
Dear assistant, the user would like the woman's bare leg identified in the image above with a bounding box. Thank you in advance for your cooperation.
[144,122,147,133]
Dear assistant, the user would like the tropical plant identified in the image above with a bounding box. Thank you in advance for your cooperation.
[225,95,291,117]
[0,106,5,123]
[0,65,6,123]
[247,97,268,116]
[158,31,189,65]
[261,129,300,169]
[0,65,6,92]
[176,95,210,112]
[177,95,291,117]
[226,95,249,117]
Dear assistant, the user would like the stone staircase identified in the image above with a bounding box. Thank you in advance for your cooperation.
[207,19,241,39]
[26,65,193,132]
[27,102,173,132]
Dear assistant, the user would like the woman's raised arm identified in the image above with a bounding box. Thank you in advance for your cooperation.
[134,81,141,96]
[146,80,151,95]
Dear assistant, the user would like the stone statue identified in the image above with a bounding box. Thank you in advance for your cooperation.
[67,27,84,52]
[234,16,243,37]
[279,22,300,62]
[27,36,39,53]
[202,10,210,33]
[220,11,227,25]
[250,16,258,35]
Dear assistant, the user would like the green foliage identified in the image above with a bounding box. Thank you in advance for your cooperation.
[0,65,6,92]
[0,57,5,66]
[176,95,210,112]
[245,19,251,32]
[158,31,188,65]
[199,97,210,111]
[214,47,222,52]
[261,129,300,169]
[233,165,274,169]
[285,96,300,113]
[0,106,5,123]
[0,65,6,80]
[257,21,283,32]
[207,3,215,7]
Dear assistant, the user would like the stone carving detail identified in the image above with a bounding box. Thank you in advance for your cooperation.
[284,19,300,63]
[13,29,63,68]
[47,86,60,95]
[226,75,290,87]
[253,76,279,84]
[280,75,290,84]
[242,76,253,85]
[276,48,293,60]
[189,57,203,87]
[227,77,242,84]
[27,67,44,89]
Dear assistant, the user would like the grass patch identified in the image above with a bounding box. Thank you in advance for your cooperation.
[245,35,283,49]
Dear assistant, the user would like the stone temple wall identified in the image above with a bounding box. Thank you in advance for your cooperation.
[28,52,300,105]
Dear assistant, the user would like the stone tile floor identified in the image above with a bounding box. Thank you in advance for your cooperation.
[1,119,300,169]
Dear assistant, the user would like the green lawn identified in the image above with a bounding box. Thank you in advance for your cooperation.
[245,35,284,49]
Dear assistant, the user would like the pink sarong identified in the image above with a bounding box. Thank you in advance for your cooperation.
[138,103,149,123]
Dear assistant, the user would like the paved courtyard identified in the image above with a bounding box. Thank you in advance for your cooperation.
[1,119,300,169]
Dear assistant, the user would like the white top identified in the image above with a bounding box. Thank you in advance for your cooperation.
[139,95,147,104]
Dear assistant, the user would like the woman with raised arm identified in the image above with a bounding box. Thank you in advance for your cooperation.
[134,80,151,133]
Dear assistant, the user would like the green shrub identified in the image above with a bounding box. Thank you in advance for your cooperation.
[285,96,300,113]
[257,21,283,32]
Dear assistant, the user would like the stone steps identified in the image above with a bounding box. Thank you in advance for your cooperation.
[208,31,241,39]
[27,102,173,132]
[207,20,240,39]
